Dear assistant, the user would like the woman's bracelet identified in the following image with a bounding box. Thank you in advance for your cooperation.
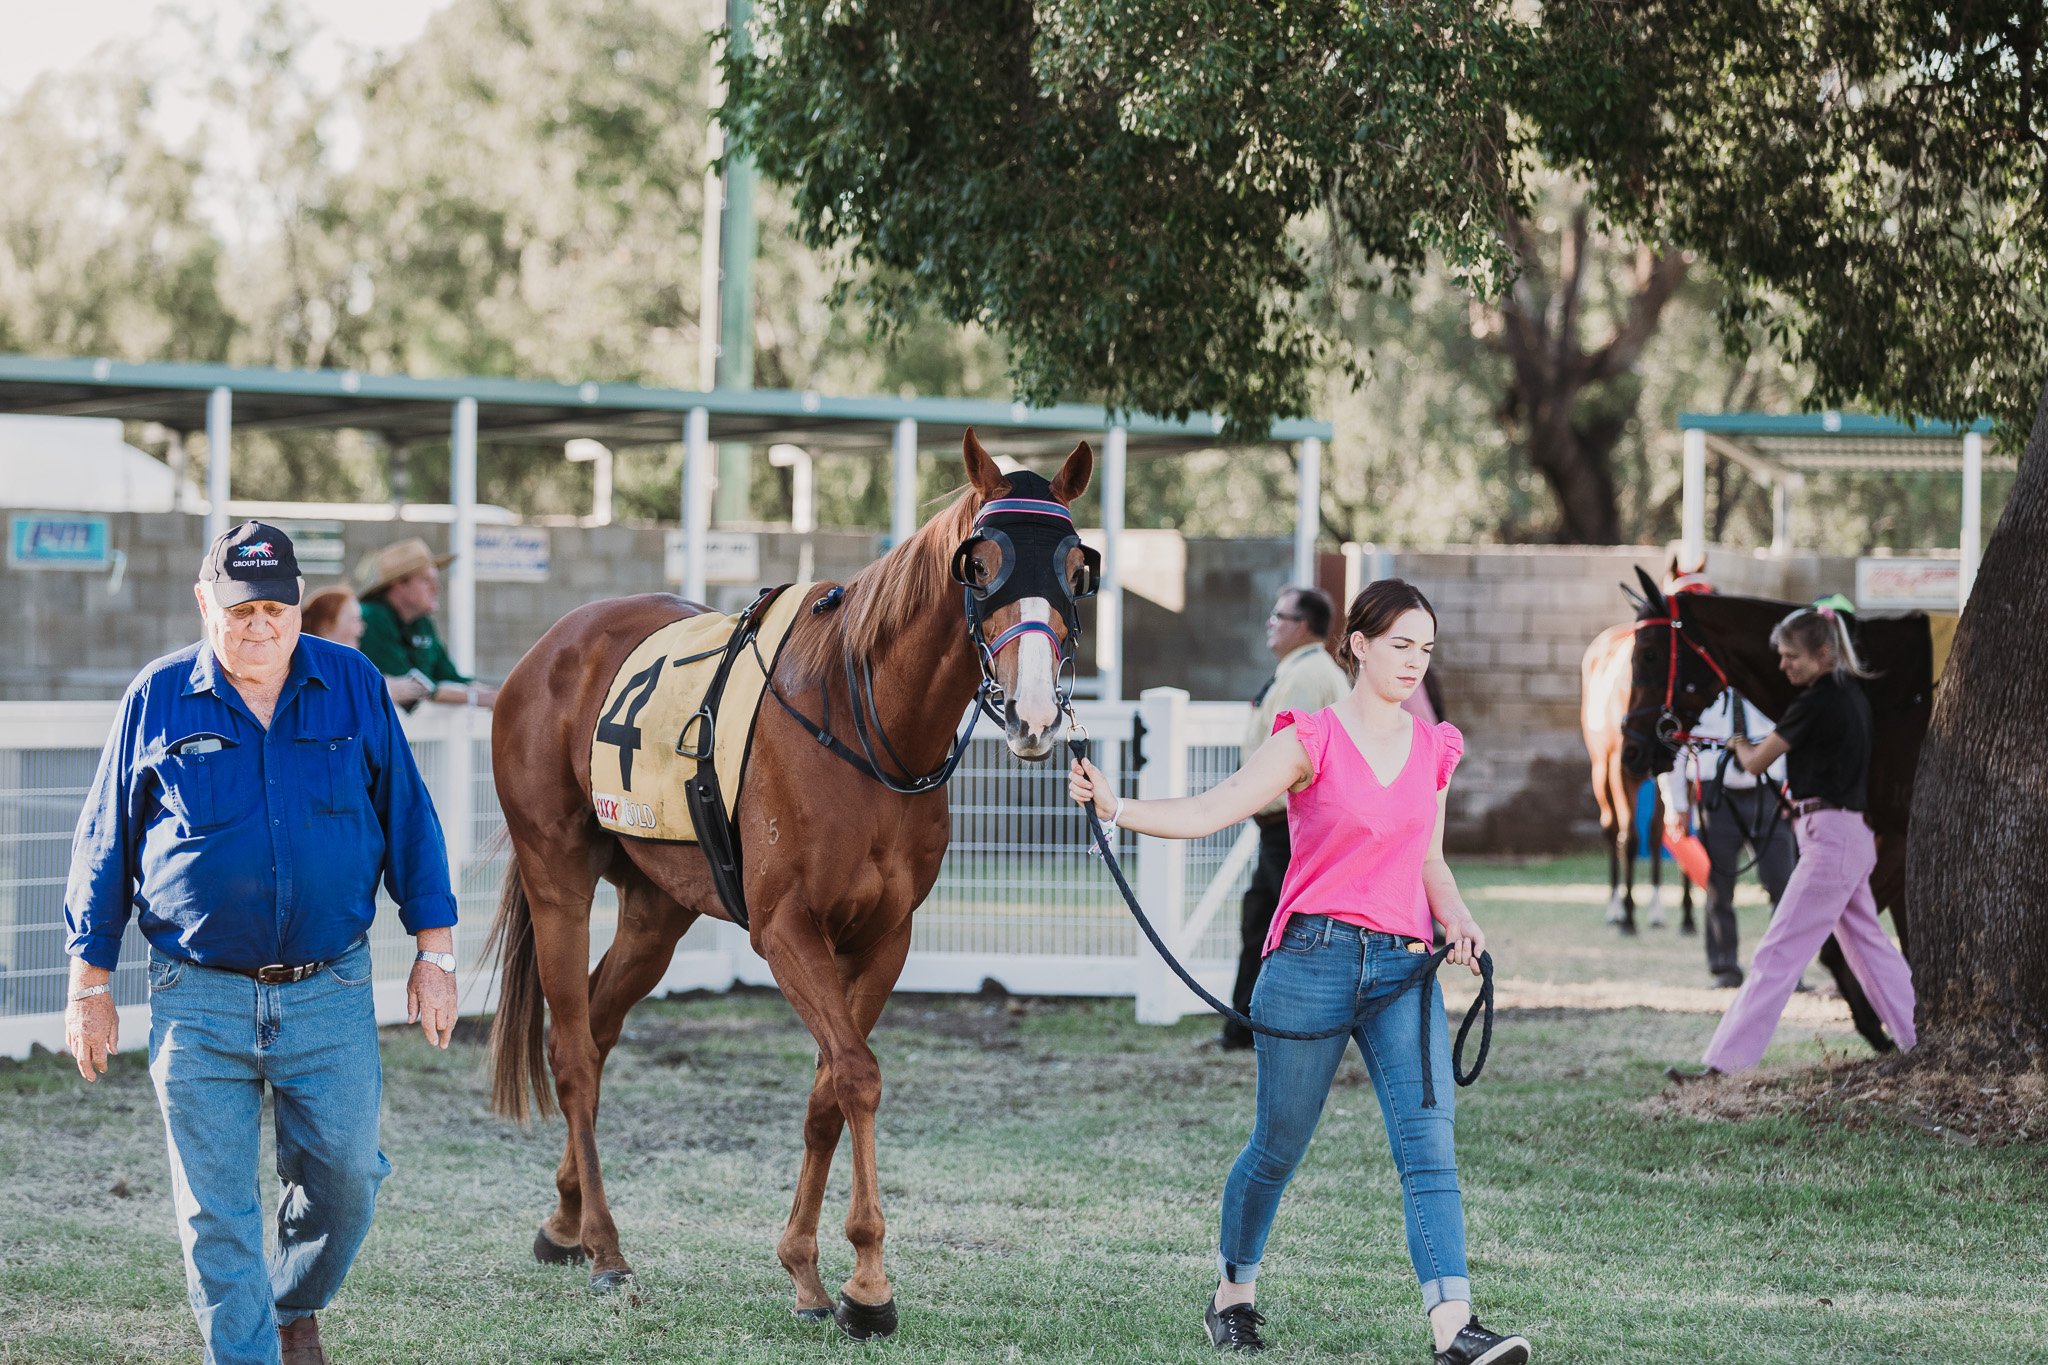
[1100,795,1126,837]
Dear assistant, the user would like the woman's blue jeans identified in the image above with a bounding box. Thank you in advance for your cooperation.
[1218,915,1471,1312]
[146,937,390,1365]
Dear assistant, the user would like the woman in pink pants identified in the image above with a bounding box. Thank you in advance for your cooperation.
[1672,604,1917,1079]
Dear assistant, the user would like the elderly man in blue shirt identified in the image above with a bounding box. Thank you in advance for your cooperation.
[62,521,458,1365]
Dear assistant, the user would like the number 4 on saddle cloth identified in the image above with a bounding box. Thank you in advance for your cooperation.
[587,584,813,928]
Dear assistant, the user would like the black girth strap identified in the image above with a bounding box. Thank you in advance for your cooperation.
[677,584,793,931]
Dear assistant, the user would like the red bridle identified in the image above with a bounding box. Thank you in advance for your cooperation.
[1627,607,1731,749]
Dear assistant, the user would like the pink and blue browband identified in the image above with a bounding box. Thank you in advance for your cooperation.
[975,498,1073,527]
[984,619,1067,660]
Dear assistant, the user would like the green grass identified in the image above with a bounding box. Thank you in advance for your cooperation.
[4,854,2044,1363]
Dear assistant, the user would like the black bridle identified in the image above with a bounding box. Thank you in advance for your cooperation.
[950,484,1100,724]
[762,477,1097,796]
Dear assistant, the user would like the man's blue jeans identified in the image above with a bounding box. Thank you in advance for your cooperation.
[146,937,390,1365]
[1218,915,1471,1312]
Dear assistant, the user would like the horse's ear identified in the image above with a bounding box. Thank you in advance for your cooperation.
[1634,565,1665,612]
[1621,583,1647,612]
[1049,440,1094,505]
[961,428,1011,500]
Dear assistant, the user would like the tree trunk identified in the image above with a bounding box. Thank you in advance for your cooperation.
[1905,374,2048,1062]
[1486,205,1687,545]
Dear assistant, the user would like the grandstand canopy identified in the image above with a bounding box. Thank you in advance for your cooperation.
[0,354,1334,702]
[1676,411,2007,608]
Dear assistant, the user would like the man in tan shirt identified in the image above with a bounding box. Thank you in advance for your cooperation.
[1221,586,1351,1049]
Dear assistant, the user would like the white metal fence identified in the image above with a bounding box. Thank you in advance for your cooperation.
[0,689,1252,1059]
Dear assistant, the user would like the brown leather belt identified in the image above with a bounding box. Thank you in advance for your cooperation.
[217,959,332,984]
[1790,798,1847,817]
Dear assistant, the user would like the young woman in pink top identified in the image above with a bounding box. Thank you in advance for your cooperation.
[1069,581,1529,1365]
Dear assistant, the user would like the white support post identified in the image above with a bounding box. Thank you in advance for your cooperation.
[891,417,918,546]
[1680,427,1707,568]
[1770,480,1792,556]
[683,407,712,603]
[1961,430,1984,608]
[1134,686,1191,1024]
[204,387,232,544]
[1294,436,1322,588]
[449,398,478,676]
[1098,425,1128,703]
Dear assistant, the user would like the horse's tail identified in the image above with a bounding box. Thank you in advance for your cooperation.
[484,851,556,1123]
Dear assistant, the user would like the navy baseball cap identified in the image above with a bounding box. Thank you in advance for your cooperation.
[199,521,301,606]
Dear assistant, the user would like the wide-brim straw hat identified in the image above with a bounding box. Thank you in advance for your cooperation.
[354,536,456,597]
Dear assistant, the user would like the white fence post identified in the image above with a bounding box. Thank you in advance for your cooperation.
[1135,686,1192,1023]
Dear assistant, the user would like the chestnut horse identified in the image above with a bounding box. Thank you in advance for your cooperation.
[1580,623,1690,935]
[483,433,1093,1334]
[1618,566,1936,1052]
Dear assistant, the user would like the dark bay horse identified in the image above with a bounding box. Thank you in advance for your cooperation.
[1580,623,1691,935]
[1619,567,1936,1051]
[483,433,1094,1333]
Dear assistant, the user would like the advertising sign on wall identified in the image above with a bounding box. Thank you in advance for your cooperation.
[474,525,552,582]
[1855,556,1960,610]
[7,513,111,570]
[664,530,761,585]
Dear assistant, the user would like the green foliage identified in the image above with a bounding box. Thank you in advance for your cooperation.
[1532,2,2048,437]
[723,0,1534,437]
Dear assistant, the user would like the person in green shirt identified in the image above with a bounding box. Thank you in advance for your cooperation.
[353,537,498,709]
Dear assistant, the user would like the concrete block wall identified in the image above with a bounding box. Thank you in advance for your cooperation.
[0,512,880,700]
[0,512,1862,855]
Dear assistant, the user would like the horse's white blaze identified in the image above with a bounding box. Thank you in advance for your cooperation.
[1010,596,1060,735]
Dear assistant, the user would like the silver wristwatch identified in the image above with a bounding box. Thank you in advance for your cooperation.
[414,950,457,974]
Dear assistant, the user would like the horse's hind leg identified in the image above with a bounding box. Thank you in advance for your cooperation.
[766,913,914,1338]
[539,863,699,1281]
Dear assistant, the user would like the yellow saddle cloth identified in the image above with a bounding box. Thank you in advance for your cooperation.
[1927,611,1960,684]
[588,586,811,841]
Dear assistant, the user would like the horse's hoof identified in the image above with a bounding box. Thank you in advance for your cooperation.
[1615,920,1638,937]
[533,1227,586,1266]
[589,1268,637,1296]
[793,1305,834,1323]
[1681,921,1699,937]
[834,1293,899,1340]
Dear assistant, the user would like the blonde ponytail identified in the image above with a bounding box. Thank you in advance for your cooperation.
[1770,606,1877,681]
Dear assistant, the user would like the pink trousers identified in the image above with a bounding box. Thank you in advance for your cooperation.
[1702,808,1916,1072]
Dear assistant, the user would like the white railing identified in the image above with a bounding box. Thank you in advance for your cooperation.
[0,688,1248,1059]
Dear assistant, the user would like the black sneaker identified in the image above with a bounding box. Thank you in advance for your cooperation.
[1435,1317,1530,1365]
[1204,1299,1267,1353]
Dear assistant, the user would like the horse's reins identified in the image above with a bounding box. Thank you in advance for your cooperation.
[1065,729,1494,1108]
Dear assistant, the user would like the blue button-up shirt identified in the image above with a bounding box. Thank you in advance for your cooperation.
[65,635,457,971]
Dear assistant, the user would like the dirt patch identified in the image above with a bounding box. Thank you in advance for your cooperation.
[1647,1053,2048,1146]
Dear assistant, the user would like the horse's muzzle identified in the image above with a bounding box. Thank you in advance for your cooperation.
[1003,700,1058,761]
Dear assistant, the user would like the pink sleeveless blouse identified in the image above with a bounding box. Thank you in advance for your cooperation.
[1262,707,1464,953]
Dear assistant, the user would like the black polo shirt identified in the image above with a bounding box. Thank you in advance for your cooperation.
[1776,673,1872,810]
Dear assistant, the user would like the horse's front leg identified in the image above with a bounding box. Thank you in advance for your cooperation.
[777,1059,845,1319]
[762,911,913,1338]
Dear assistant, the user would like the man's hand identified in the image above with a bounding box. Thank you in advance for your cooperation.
[65,964,118,1081]
[407,958,457,1048]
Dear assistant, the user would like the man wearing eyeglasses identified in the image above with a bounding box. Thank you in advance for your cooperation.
[1221,587,1350,1050]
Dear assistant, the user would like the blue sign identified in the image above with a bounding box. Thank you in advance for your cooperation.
[8,514,111,570]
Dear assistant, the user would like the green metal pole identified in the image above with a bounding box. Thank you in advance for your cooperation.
[714,0,758,526]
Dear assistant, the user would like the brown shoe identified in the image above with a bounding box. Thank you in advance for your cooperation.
[280,1313,329,1365]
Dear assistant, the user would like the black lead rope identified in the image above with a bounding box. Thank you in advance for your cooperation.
[1067,734,1494,1108]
